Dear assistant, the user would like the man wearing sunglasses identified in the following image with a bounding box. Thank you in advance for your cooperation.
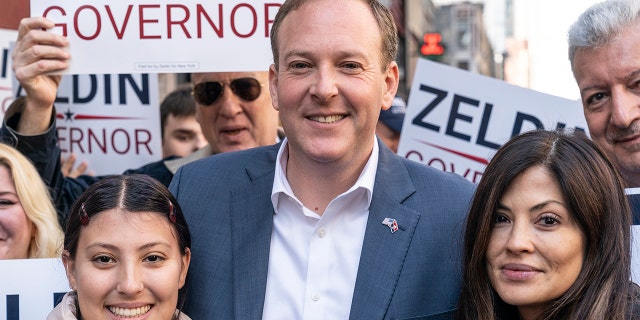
[170,0,475,319]
[3,17,281,228]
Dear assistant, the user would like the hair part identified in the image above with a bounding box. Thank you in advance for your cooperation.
[568,0,640,66]
[64,174,190,257]
[64,174,192,315]
[457,129,631,320]
[269,0,398,71]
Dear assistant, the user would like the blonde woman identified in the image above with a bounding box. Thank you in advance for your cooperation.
[0,142,62,259]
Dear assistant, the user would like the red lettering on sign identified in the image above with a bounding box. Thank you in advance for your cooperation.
[2,96,13,114]
[264,3,281,37]
[74,5,101,40]
[403,149,483,183]
[139,5,161,39]
[231,4,257,38]
[196,4,223,38]
[88,128,106,153]
[43,6,68,36]
[41,4,276,40]
[167,5,191,39]
[135,129,152,154]
[105,5,133,39]
[112,129,131,154]
[428,157,446,171]
[57,126,154,155]
[404,150,423,162]
[69,127,85,153]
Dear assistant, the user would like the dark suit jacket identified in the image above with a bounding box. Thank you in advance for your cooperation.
[170,142,475,319]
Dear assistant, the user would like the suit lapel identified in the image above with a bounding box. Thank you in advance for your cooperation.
[230,146,278,320]
[350,146,420,319]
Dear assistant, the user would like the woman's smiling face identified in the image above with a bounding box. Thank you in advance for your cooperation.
[0,165,33,260]
[64,209,190,319]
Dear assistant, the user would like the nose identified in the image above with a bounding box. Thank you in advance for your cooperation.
[116,263,144,295]
[217,86,244,118]
[309,66,339,104]
[610,87,640,129]
[505,221,535,254]
[193,133,207,151]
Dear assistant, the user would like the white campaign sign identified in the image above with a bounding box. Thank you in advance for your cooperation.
[30,0,284,74]
[13,73,162,176]
[0,29,17,119]
[0,258,69,320]
[399,59,640,284]
[633,226,640,283]
[398,59,588,184]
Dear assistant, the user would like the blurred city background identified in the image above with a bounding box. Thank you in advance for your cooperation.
[1,0,602,102]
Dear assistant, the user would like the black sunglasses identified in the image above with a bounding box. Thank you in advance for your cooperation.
[192,77,263,106]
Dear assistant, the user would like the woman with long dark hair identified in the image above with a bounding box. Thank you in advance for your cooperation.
[457,130,639,319]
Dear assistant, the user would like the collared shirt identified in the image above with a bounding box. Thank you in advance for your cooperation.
[263,138,379,320]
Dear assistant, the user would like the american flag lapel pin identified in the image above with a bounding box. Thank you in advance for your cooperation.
[382,217,399,233]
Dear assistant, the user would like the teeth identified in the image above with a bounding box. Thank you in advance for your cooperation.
[309,115,345,123]
[108,305,151,318]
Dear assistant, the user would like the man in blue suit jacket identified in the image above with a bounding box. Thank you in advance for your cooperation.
[170,0,474,319]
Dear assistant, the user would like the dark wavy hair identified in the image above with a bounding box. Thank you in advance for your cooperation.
[64,174,191,320]
[457,130,632,320]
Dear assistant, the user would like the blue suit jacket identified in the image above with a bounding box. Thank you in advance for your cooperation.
[170,142,475,319]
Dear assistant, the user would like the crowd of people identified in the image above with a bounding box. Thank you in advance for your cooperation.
[0,0,639,319]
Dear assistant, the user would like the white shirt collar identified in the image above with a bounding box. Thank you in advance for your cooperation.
[271,137,378,213]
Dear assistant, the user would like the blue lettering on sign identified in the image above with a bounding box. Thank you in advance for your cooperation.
[412,84,446,132]
[119,74,149,105]
[7,294,18,320]
[54,292,66,308]
[446,94,477,142]
[410,83,586,151]
[73,75,98,104]
[477,103,501,149]
[5,292,67,319]
[12,74,153,105]
[1,48,7,79]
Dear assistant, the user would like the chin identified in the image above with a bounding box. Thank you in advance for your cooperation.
[221,144,251,153]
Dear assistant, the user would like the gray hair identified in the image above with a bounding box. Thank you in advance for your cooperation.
[567,0,640,66]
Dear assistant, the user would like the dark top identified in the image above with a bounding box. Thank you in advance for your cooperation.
[0,98,177,229]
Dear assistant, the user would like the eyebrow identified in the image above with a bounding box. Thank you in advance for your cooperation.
[283,49,368,62]
[580,68,640,95]
[172,128,198,135]
[497,200,567,213]
[86,241,172,252]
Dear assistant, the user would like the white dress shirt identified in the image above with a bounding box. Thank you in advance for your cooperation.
[263,138,379,320]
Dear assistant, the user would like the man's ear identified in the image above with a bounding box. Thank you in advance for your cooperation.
[382,61,400,111]
[62,250,77,290]
[269,64,279,111]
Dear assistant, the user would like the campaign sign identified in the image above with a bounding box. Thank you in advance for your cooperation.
[0,258,69,320]
[628,189,640,283]
[398,59,588,183]
[30,0,284,74]
[13,73,162,176]
[634,225,640,283]
[0,29,16,118]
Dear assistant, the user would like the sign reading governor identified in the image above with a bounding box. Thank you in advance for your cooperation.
[41,2,282,40]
